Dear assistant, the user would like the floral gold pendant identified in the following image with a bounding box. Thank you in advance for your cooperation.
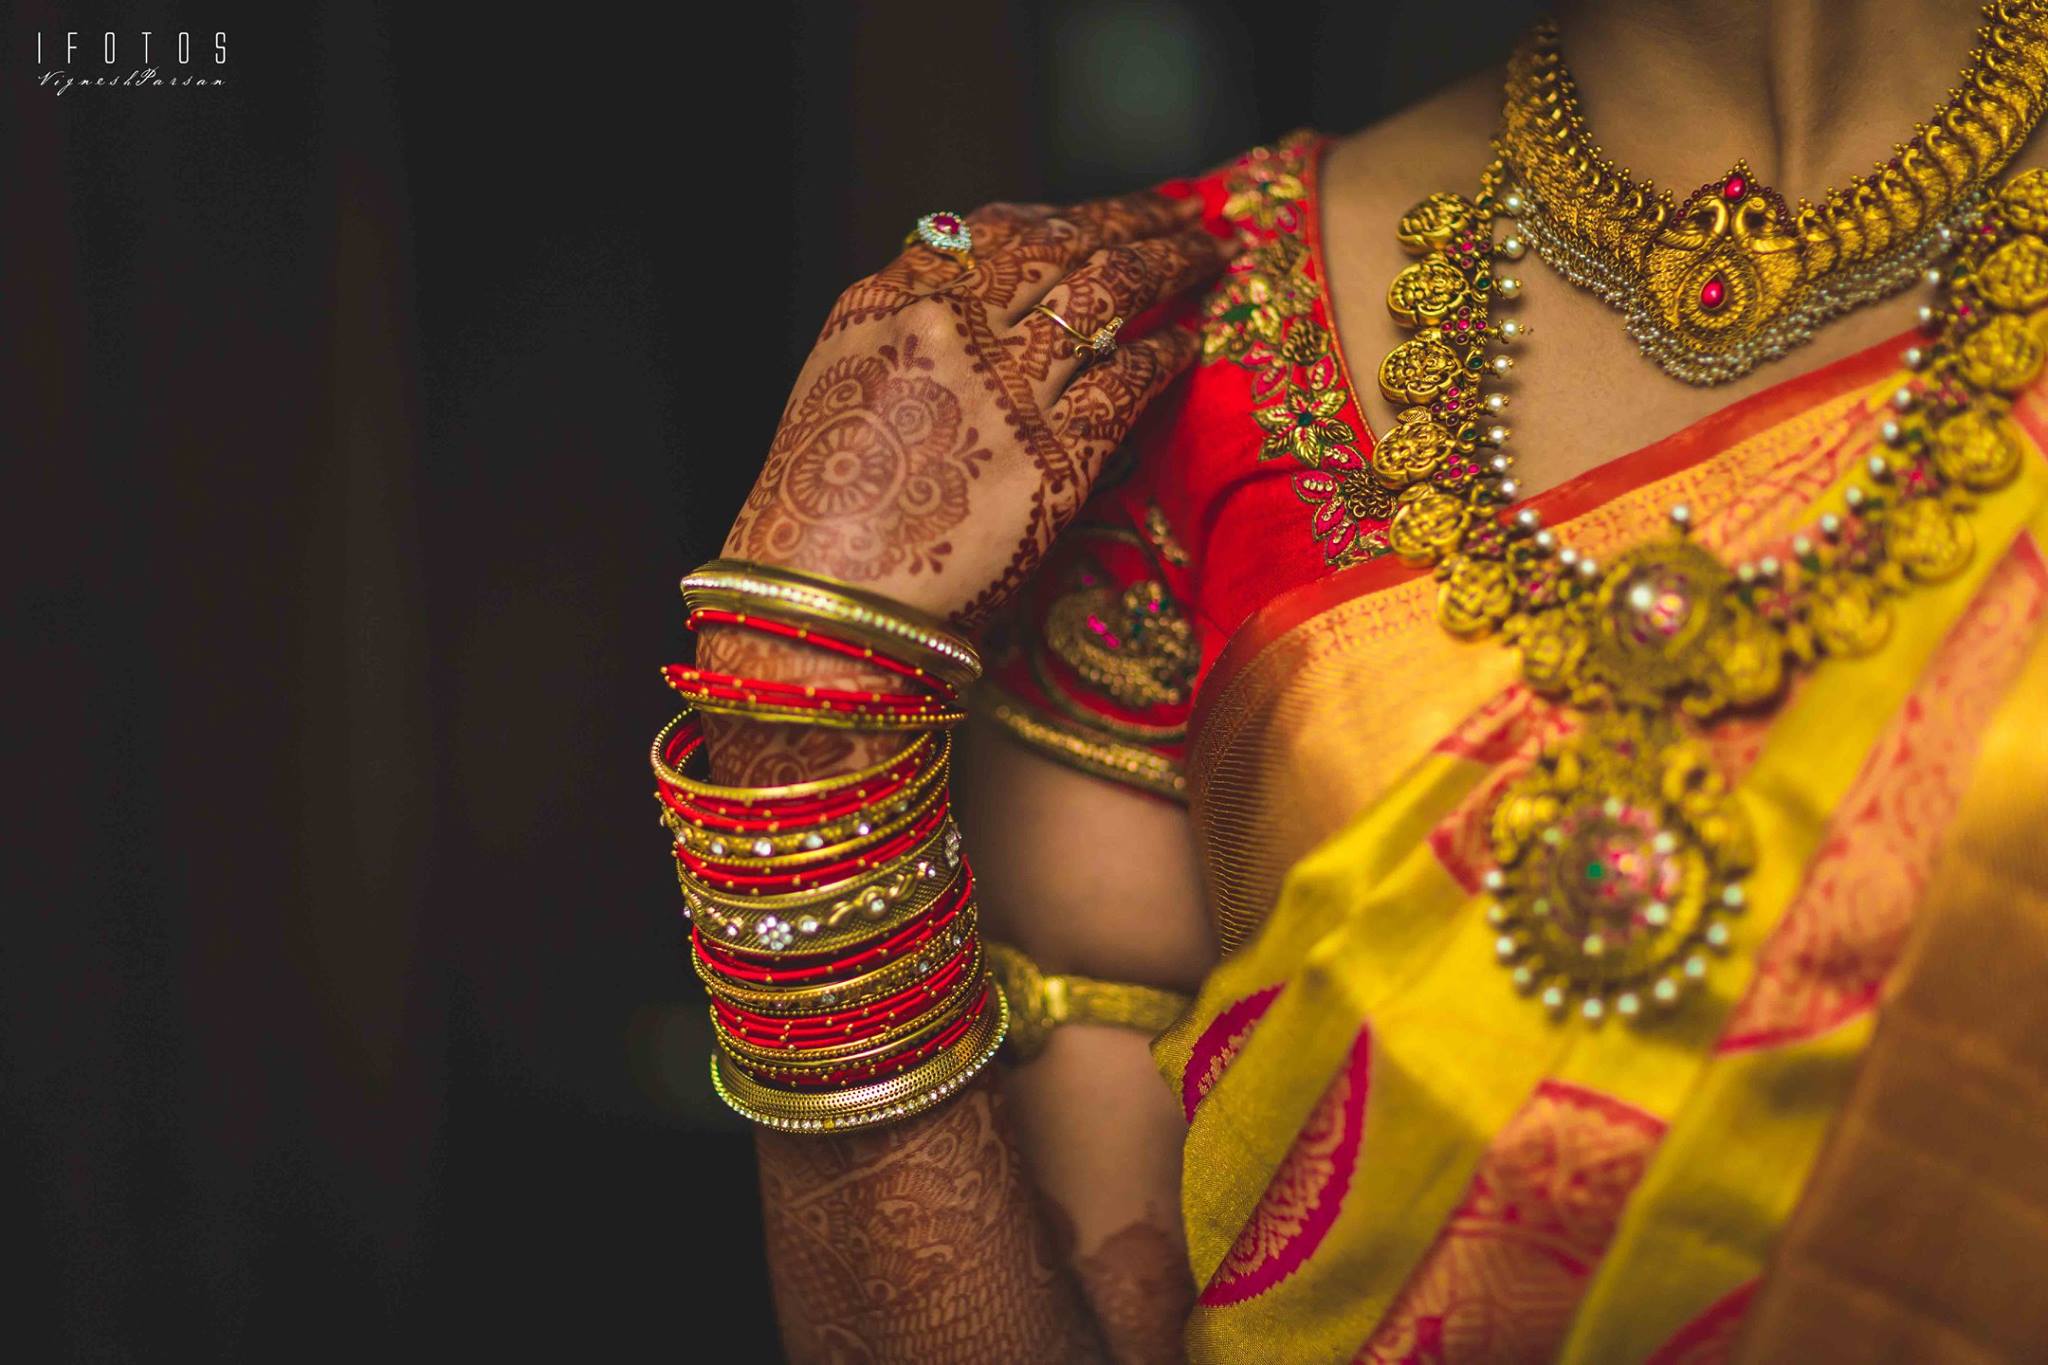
[1486,710,1753,1022]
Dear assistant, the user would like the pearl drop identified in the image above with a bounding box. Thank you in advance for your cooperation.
[1500,236,1527,259]
[1669,503,1692,527]
[1880,419,1903,445]
[1502,191,1526,215]
[1845,486,1867,509]
[1653,978,1680,1004]
[1903,346,1926,369]
[1558,547,1580,567]
[1484,392,1510,413]
[1868,455,1892,479]
[1628,582,1657,611]
[1577,557,1600,578]
[1534,529,1557,551]
[1485,424,1510,446]
[1918,304,1938,326]
[1489,454,1512,473]
[1482,868,1506,891]
[1515,508,1542,530]
[1819,513,1843,537]
[1758,555,1781,578]
[1497,275,1522,298]
[1497,477,1519,499]
[1615,992,1642,1019]
[1491,355,1514,377]
[1892,387,1917,412]
[1498,319,1522,341]
[1925,266,1946,288]
[1791,535,1813,557]
[1495,934,1519,960]
[1540,984,1567,1012]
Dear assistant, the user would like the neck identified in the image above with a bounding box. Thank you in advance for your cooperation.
[1548,0,1991,192]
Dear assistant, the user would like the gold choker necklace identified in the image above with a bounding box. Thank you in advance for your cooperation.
[1497,2,2048,385]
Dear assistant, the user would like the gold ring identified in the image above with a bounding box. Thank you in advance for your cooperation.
[1030,303,1123,364]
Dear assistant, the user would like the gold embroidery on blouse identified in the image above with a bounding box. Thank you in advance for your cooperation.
[1202,132,1391,567]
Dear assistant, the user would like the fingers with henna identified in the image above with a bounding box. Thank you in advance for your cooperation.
[1046,322,1203,472]
[1012,225,1238,393]
[990,191,1208,323]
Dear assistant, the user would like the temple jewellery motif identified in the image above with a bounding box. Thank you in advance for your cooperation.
[1378,145,2043,1023]
[1497,3,2048,385]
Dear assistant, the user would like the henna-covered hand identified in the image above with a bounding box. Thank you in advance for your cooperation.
[724,190,1235,627]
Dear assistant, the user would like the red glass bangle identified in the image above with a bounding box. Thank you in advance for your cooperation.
[686,607,961,702]
[664,666,957,723]
[732,992,987,1089]
[711,946,977,1041]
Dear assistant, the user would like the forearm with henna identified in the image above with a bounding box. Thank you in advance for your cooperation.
[689,185,1232,1362]
[756,1079,1111,1364]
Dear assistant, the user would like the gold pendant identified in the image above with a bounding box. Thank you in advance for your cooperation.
[1486,709,1754,1022]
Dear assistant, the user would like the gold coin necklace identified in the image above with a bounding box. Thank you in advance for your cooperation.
[1375,145,2043,1023]
[1496,3,2048,385]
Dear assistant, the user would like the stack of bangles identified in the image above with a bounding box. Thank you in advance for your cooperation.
[653,559,1005,1133]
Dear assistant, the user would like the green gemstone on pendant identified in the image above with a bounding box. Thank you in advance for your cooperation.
[1586,860,1606,882]
[1474,272,1493,292]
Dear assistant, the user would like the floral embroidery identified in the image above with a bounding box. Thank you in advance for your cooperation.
[1202,132,1390,567]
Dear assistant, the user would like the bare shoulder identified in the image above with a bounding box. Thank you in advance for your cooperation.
[1322,64,1503,228]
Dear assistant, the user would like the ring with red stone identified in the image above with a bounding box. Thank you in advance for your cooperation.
[905,211,976,271]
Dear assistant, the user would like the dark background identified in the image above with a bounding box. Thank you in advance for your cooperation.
[6,2,1532,1357]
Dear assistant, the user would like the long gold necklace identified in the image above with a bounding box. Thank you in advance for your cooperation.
[1374,151,2044,1023]
[1497,3,2048,385]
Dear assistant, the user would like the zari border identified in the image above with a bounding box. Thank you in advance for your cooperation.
[984,697,1188,802]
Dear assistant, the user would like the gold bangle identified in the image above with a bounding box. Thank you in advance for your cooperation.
[696,908,980,1014]
[682,559,982,691]
[683,828,966,955]
[709,977,1008,1133]
[669,779,946,873]
[651,711,940,806]
[985,940,1191,1064]
[681,812,962,908]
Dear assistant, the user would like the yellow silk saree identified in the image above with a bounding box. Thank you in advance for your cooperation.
[1159,336,2048,1363]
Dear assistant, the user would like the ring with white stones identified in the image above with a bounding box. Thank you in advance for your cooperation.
[1029,303,1123,366]
[906,211,975,269]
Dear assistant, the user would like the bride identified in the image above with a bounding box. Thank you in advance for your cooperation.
[658,2,2048,1358]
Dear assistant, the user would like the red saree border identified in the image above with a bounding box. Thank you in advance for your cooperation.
[1192,327,1916,744]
